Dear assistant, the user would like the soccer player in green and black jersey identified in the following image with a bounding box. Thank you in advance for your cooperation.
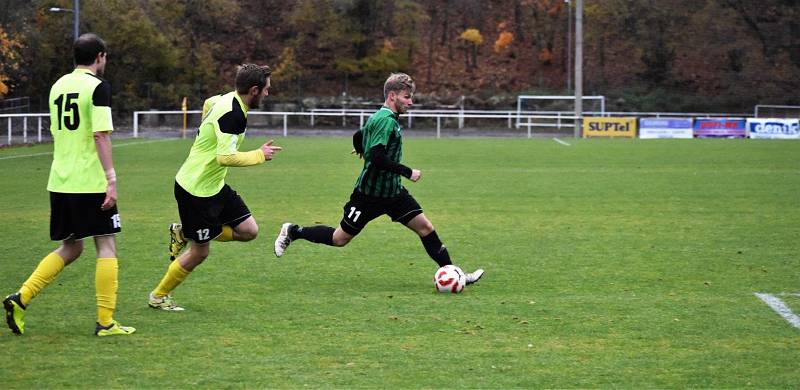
[148,64,282,311]
[274,73,484,286]
[3,34,135,336]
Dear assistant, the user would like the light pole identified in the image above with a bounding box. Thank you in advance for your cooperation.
[566,0,572,93]
[49,0,80,42]
[573,0,583,138]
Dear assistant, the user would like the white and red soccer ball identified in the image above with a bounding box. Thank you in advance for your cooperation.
[434,265,466,293]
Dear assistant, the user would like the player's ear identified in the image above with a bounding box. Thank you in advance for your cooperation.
[248,85,260,97]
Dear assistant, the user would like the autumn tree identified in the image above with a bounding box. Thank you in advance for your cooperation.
[272,47,306,99]
[0,26,23,98]
[459,28,483,70]
[494,31,514,53]
[524,0,565,66]
[2,0,797,112]
[395,0,429,66]
[720,0,800,96]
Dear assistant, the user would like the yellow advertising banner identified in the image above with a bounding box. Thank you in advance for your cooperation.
[582,117,637,138]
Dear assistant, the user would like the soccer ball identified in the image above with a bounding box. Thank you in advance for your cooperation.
[434,265,466,293]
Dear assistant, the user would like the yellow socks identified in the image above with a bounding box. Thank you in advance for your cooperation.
[214,225,233,242]
[19,252,66,306]
[153,260,190,297]
[95,258,118,327]
[18,254,122,327]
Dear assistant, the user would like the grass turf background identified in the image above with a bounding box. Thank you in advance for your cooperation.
[1,137,798,388]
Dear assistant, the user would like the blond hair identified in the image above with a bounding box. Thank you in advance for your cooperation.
[383,73,415,99]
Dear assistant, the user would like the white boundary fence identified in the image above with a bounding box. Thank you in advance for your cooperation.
[1,108,753,146]
[1,113,49,145]
[310,108,523,129]
[132,110,583,139]
[517,95,606,129]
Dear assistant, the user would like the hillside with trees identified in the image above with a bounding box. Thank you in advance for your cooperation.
[1,0,798,113]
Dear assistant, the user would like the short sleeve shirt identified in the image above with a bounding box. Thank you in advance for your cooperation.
[47,68,114,193]
[175,91,249,197]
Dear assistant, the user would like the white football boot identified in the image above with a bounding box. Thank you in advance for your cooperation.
[465,268,485,285]
[274,222,294,257]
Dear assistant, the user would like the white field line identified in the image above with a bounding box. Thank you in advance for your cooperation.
[553,137,571,146]
[754,293,800,329]
[0,138,178,161]
[0,151,51,160]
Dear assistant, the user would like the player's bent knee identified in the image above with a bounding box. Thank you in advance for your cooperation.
[234,218,258,241]
[332,235,351,247]
[412,222,434,237]
[420,224,434,237]
[238,228,258,241]
[57,242,84,263]
[61,249,83,264]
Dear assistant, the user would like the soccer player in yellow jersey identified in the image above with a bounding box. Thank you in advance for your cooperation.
[148,64,281,311]
[3,34,135,336]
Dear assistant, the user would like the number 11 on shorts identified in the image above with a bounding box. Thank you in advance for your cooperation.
[347,207,361,222]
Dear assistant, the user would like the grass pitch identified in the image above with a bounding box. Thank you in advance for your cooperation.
[0,136,798,388]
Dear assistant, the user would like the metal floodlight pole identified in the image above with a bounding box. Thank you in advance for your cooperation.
[573,0,583,138]
[48,0,80,42]
[566,0,572,93]
[74,0,80,42]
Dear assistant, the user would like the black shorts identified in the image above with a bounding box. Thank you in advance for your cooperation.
[339,188,423,236]
[174,182,251,243]
[50,192,121,241]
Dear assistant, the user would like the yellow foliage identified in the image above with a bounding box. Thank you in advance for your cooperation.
[273,47,306,82]
[459,28,484,45]
[494,31,514,53]
[0,26,23,98]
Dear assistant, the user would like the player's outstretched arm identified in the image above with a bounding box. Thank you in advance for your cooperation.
[217,139,283,167]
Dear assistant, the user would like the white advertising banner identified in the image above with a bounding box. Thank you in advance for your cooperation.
[747,118,800,139]
[639,118,694,139]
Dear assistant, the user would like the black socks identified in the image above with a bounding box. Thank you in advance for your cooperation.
[420,230,452,267]
[291,225,335,246]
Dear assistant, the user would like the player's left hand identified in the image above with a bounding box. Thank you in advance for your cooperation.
[350,149,363,159]
[410,169,422,182]
[101,183,117,210]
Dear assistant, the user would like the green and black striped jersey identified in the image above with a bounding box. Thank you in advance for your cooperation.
[354,106,405,197]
